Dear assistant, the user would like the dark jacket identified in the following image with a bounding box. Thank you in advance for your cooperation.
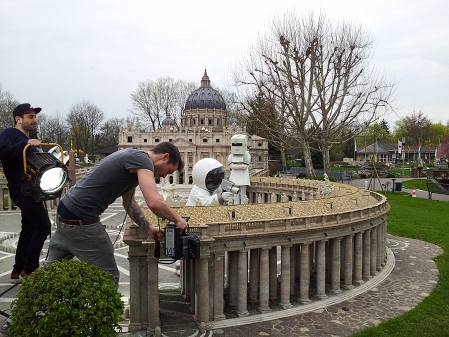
[0,128,37,198]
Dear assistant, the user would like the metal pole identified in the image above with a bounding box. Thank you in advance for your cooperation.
[364,134,367,161]
[402,137,405,176]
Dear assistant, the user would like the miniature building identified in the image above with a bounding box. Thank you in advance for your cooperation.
[124,177,389,334]
[118,70,269,184]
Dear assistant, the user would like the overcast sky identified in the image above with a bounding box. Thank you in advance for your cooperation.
[1,0,448,128]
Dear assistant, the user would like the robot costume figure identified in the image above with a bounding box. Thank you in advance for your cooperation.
[185,158,233,206]
[228,134,251,204]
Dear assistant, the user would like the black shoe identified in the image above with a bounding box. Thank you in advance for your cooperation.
[0,320,10,336]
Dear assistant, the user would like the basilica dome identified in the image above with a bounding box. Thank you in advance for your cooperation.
[184,70,226,111]
[161,115,176,126]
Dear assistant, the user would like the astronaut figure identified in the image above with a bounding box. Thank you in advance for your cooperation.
[185,158,233,206]
[228,134,251,204]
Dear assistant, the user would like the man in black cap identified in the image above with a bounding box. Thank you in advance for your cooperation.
[0,103,50,282]
[0,103,51,333]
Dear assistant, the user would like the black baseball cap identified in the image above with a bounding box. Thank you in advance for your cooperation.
[13,103,42,117]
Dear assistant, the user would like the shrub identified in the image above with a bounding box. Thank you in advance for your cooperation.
[9,260,124,337]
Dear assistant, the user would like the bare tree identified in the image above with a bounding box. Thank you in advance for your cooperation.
[175,80,197,123]
[233,11,396,175]
[130,77,196,131]
[37,112,70,148]
[0,84,20,132]
[66,100,104,156]
[96,117,125,149]
[246,93,292,169]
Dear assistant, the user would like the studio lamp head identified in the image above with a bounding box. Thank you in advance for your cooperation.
[21,143,69,201]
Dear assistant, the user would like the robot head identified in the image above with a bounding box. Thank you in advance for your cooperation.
[231,134,248,155]
[192,158,224,192]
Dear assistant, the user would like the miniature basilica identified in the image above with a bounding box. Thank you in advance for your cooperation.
[118,70,269,184]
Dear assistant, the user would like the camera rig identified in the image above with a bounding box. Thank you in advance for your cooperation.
[154,217,200,260]
[221,179,239,194]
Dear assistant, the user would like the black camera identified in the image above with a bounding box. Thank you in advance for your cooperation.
[159,217,200,260]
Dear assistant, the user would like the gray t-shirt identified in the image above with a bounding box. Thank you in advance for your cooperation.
[61,148,154,223]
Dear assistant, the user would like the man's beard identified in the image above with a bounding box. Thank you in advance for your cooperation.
[23,124,36,132]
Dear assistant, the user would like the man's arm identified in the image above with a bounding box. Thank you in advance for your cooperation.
[122,189,160,239]
[135,168,188,231]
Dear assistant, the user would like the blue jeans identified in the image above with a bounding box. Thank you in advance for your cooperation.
[46,217,119,285]
[12,195,51,274]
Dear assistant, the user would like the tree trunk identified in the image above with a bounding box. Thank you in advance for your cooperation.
[302,143,315,178]
[322,145,331,172]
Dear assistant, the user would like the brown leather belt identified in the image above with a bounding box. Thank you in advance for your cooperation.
[58,215,93,226]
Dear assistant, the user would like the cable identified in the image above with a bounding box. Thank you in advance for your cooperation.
[113,188,135,245]
[43,201,51,264]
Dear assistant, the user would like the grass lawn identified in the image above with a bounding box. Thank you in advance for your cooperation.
[401,179,433,191]
[350,192,449,337]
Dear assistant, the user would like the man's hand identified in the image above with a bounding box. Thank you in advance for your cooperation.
[27,139,41,147]
[175,218,188,231]
[148,225,163,240]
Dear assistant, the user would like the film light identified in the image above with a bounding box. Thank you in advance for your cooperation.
[21,143,69,201]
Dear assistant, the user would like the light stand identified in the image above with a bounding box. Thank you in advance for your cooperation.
[21,143,69,201]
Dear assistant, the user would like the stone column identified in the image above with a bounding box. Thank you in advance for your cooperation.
[370,227,378,276]
[299,243,311,304]
[208,254,214,321]
[330,237,342,295]
[195,257,210,327]
[269,246,278,300]
[295,244,301,281]
[249,249,259,304]
[315,240,328,299]
[290,245,296,295]
[363,230,372,281]
[128,254,147,331]
[147,255,160,334]
[376,224,383,271]
[68,149,76,187]
[179,260,186,297]
[353,232,364,285]
[383,221,388,264]
[228,251,238,307]
[213,253,226,320]
[237,250,250,317]
[188,259,195,313]
[280,245,293,309]
[258,247,271,313]
[380,222,386,266]
[325,241,331,283]
[183,151,189,184]
[343,235,354,290]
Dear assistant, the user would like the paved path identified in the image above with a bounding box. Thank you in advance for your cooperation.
[346,177,449,201]
[0,180,445,336]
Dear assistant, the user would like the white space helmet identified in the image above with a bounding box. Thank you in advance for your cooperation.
[192,158,224,192]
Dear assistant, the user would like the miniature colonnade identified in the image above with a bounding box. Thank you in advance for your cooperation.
[123,177,389,336]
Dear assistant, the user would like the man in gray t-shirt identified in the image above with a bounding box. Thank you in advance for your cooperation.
[46,142,188,284]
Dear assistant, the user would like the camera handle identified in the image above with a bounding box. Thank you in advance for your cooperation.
[154,217,162,258]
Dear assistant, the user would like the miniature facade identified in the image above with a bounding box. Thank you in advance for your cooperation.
[118,70,269,184]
